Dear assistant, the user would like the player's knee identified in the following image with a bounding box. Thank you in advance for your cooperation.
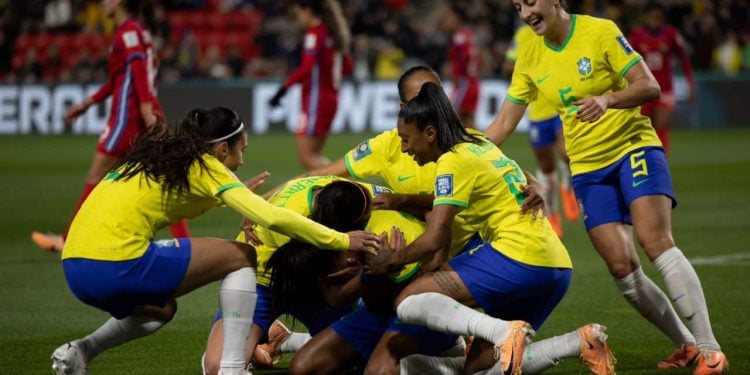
[607,260,639,279]
[231,241,257,268]
[364,360,399,375]
[636,233,675,260]
[288,355,318,375]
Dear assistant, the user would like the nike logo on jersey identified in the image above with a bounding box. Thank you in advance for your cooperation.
[536,75,550,84]
[397,175,414,183]
[632,178,649,187]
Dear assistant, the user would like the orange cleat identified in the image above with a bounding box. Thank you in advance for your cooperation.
[577,323,616,375]
[657,344,698,369]
[549,213,564,238]
[561,184,580,221]
[493,321,534,375]
[252,320,290,369]
[31,231,64,253]
[693,350,729,375]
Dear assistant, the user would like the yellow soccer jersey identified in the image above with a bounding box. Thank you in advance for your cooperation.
[344,129,435,194]
[506,25,558,122]
[366,210,425,282]
[433,141,572,268]
[507,15,661,175]
[246,176,396,286]
[63,154,245,261]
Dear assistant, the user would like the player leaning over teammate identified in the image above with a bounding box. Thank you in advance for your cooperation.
[50,107,378,375]
[268,0,352,170]
[485,0,727,373]
[363,82,614,375]
[32,0,190,253]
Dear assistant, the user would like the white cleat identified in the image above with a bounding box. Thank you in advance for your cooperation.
[51,342,88,375]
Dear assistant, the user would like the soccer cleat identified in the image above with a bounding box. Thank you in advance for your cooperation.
[560,184,580,221]
[493,320,534,375]
[252,320,291,369]
[31,231,64,253]
[549,213,564,238]
[577,323,616,375]
[693,350,729,375]
[657,344,698,369]
[51,342,88,375]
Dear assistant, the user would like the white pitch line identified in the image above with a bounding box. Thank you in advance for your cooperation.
[690,252,750,266]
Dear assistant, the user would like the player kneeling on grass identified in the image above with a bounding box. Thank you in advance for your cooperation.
[51,107,378,375]
[361,82,615,375]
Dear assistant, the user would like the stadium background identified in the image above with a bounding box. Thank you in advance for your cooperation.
[1,0,749,374]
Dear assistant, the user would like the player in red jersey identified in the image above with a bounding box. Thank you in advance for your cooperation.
[630,3,695,154]
[269,0,352,170]
[32,0,189,253]
[444,3,480,129]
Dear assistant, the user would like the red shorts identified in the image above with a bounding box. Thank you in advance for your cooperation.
[96,117,144,158]
[641,91,675,116]
[451,77,479,114]
[296,97,338,138]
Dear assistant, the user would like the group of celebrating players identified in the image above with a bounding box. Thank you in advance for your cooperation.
[38,0,727,374]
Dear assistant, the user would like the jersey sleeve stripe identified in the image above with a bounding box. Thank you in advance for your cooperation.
[619,55,643,77]
[433,199,469,208]
[216,182,245,195]
[125,52,145,63]
[344,154,363,180]
[505,94,528,105]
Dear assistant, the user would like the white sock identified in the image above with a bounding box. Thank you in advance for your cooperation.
[397,293,511,344]
[77,315,166,361]
[557,159,571,190]
[535,170,559,215]
[400,354,464,374]
[219,267,257,372]
[615,267,695,347]
[279,331,311,353]
[654,247,720,351]
[521,331,580,374]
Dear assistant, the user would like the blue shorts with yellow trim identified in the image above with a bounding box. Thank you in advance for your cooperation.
[62,238,191,319]
[449,242,571,331]
[331,302,457,361]
[214,284,352,338]
[528,116,562,148]
[572,146,676,231]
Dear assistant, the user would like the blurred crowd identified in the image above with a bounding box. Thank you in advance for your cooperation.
[1,0,750,84]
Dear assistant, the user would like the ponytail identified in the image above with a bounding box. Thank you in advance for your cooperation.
[118,107,244,194]
[322,0,351,52]
[125,0,158,35]
[398,82,482,152]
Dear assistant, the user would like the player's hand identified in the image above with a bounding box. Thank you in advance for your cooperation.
[244,171,271,192]
[268,87,288,107]
[372,193,400,211]
[324,257,362,283]
[240,220,262,246]
[346,230,380,254]
[519,183,545,219]
[64,102,89,124]
[573,96,609,123]
[388,226,406,252]
[363,231,394,275]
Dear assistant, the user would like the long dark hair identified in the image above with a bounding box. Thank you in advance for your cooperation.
[397,65,441,103]
[267,180,370,312]
[291,0,351,52]
[118,107,244,194]
[399,82,482,152]
[125,0,157,35]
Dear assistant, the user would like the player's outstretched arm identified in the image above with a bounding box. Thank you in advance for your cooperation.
[262,158,350,200]
[484,99,527,146]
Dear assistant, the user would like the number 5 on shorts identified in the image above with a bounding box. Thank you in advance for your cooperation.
[630,151,649,178]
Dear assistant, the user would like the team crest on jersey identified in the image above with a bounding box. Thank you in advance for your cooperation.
[616,35,634,55]
[122,31,140,48]
[577,57,592,75]
[435,174,454,197]
[352,140,372,161]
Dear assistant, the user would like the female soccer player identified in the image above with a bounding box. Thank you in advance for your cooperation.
[364,82,613,375]
[202,178,373,375]
[630,3,695,155]
[484,1,726,373]
[444,3,480,129]
[32,0,189,253]
[50,107,378,375]
[268,0,352,170]
[505,24,579,237]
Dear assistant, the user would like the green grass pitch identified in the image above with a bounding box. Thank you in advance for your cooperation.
[0,129,748,374]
